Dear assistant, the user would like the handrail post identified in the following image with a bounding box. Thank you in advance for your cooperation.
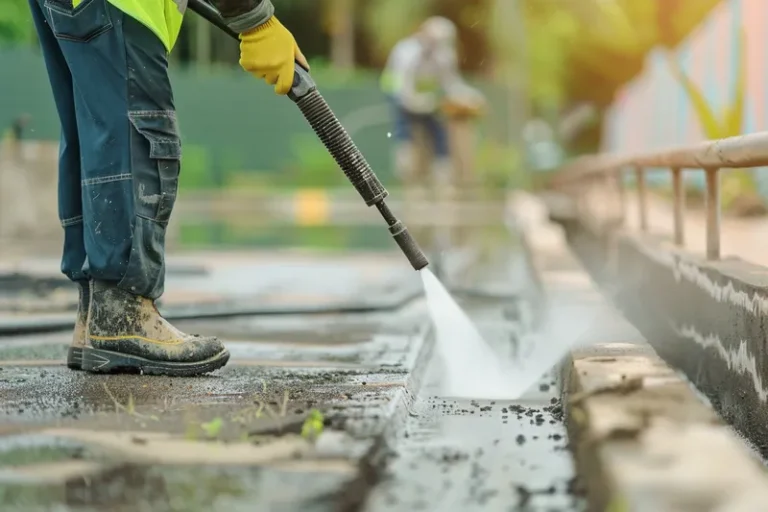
[671,167,685,246]
[705,168,720,260]
[635,166,647,231]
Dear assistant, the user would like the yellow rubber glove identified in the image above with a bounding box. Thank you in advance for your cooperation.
[239,16,309,95]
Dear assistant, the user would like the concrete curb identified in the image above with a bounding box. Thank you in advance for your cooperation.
[326,315,435,511]
[514,192,768,512]
[560,209,768,458]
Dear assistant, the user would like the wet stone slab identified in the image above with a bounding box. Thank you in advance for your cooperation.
[0,300,431,511]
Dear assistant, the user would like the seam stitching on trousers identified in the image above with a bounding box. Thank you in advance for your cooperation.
[129,110,176,118]
[82,173,132,186]
[60,215,83,227]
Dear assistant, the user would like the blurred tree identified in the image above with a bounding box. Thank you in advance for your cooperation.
[363,0,428,65]
[498,0,723,155]
[546,0,721,108]
[323,0,355,70]
[0,0,33,45]
[433,0,490,74]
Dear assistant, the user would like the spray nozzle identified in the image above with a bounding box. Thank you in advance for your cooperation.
[375,201,429,271]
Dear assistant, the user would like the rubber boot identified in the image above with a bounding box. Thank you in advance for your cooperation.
[82,281,229,376]
[66,280,89,371]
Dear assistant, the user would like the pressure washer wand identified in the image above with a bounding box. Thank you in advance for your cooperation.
[188,0,429,271]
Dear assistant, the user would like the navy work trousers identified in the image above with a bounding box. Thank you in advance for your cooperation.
[389,96,449,159]
[29,0,180,300]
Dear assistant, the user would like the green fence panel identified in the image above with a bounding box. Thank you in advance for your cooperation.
[1,48,511,188]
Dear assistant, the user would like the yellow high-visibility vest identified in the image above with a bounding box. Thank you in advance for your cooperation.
[381,38,443,97]
[73,0,185,52]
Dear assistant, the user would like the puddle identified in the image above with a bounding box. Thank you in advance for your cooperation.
[0,432,359,511]
[0,463,352,512]
[0,435,100,468]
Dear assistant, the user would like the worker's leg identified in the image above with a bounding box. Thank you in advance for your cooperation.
[423,113,452,188]
[45,5,168,296]
[28,0,90,370]
[389,97,419,186]
[38,0,228,375]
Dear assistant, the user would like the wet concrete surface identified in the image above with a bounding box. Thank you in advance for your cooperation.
[364,294,582,512]
[0,225,583,511]
[366,382,578,511]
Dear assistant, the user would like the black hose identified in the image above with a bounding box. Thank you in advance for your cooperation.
[0,286,520,337]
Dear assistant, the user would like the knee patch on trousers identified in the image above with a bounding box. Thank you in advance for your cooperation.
[128,110,181,224]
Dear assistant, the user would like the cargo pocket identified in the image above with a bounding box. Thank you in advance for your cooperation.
[44,0,113,43]
[128,111,181,225]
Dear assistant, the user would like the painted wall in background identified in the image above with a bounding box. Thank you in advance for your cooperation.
[602,0,768,190]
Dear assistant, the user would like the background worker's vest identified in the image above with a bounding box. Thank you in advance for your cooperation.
[381,71,440,96]
[73,0,185,52]
[380,38,445,99]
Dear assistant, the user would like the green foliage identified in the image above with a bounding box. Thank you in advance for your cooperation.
[200,417,225,439]
[524,10,579,111]
[180,145,214,190]
[303,58,377,87]
[177,223,384,251]
[0,0,33,46]
[606,494,630,512]
[281,133,345,188]
[363,0,430,62]
[301,409,325,442]
[475,140,527,192]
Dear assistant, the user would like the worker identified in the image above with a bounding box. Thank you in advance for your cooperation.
[381,16,483,194]
[28,0,305,376]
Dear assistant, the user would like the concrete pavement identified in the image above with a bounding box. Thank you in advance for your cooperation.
[0,222,588,511]
[5,194,766,511]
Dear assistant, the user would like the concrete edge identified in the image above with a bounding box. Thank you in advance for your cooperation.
[560,209,768,458]
[511,192,768,512]
[335,304,436,510]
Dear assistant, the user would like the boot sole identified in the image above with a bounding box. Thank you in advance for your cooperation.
[81,347,230,376]
[67,347,84,371]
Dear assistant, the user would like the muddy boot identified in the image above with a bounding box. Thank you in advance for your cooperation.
[66,281,89,371]
[82,281,229,376]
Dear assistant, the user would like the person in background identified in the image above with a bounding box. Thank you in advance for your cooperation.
[28,0,304,376]
[381,16,483,195]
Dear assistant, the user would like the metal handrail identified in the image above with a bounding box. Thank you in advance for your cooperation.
[552,131,768,260]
